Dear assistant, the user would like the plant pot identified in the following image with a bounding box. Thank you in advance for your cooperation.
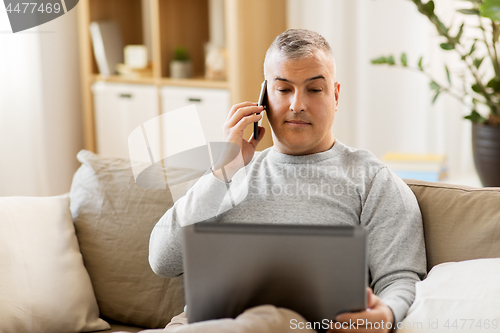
[472,122,500,187]
[169,60,192,79]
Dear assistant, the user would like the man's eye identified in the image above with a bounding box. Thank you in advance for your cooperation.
[309,89,322,93]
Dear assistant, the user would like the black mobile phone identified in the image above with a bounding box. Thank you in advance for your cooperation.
[254,80,267,140]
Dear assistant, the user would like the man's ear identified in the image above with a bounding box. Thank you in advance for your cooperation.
[335,82,341,110]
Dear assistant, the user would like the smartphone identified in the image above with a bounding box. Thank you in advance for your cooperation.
[254,80,268,140]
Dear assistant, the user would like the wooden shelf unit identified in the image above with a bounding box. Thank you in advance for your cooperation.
[78,0,286,152]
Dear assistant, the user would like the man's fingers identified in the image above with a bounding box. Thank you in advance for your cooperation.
[227,105,264,129]
[329,289,393,332]
[367,287,375,308]
[332,306,392,332]
[231,113,262,135]
[226,102,258,122]
[248,126,265,147]
[334,306,389,330]
[335,310,387,327]
[327,323,384,333]
[335,289,377,323]
[328,313,391,333]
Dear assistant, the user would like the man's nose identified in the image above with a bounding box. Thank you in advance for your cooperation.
[290,91,306,112]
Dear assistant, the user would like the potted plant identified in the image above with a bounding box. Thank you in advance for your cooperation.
[371,0,500,186]
[170,47,192,79]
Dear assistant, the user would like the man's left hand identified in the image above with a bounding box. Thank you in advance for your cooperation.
[327,288,394,332]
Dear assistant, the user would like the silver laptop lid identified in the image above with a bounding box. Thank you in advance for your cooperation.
[183,223,367,324]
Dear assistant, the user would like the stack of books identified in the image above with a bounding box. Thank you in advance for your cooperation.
[382,153,448,182]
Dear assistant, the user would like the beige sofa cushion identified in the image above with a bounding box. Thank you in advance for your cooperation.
[405,179,500,271]
[0,195,110,333]
[70,150,186,329]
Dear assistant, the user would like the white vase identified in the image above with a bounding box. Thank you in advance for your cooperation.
[170,60,192,79]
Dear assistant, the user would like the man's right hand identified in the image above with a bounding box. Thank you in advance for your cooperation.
[212,102,266,182]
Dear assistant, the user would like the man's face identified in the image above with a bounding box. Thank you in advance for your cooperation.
[265,50,340,155]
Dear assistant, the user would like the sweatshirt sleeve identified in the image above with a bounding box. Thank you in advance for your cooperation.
[359,167,427,325]
[149,167,250,278]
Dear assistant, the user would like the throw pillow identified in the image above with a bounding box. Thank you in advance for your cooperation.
[0,195,110,333]
[399,258,500,332]
[70,150,188,329]
[405,180,500,271]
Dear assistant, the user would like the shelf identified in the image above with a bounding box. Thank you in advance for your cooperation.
[159,77,228,89]
[91,74,157,85]
[91,74,228,89]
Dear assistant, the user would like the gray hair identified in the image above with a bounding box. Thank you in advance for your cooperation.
[264,29,335,79]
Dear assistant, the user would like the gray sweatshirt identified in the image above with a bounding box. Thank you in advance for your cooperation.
[149,140,427,324]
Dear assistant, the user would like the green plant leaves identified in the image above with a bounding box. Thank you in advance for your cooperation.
[473,57,485,68]
[371,56,387,64]
[457,8,481,15]
[432,91,441,103]
[428,74,443,105]
[458,0,484,4]
[472,83,482,92]
[456,23,465,41]
[440,42,455,50]
[472,98,482,106]
[445,65,452,83]
[401,53,408,66]
[370,55,396,65]
[370,52,421,69]
[464,110,487,122]
[430,81,441,90]
[373,0,499,123]
[487,77,500,91]
[425,0,435,15]
[468,41,477,57]
[480,0,500,21]
[173,47,189,61]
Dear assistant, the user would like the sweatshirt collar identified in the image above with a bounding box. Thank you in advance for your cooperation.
[267,139,343,164]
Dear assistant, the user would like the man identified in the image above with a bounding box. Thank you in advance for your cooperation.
[149,29,426,333]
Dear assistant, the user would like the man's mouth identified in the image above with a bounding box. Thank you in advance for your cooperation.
[285,120,311,127]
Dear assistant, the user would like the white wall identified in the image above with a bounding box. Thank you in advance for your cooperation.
[0,7,83,196]
[287,0,476,179]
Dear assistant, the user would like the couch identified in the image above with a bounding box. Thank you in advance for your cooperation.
[1,150,499,333]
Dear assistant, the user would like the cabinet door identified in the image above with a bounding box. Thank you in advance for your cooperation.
[92,82,159,160]
[160,87,230,143]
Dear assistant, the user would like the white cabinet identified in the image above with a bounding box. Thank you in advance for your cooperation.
[160,87,230,143]
[92,82,159,160]
[92,84,230,162]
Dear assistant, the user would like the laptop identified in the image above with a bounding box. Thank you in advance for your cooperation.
[182,222,367,324]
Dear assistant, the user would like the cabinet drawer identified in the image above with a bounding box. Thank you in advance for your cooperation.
[160,87,230,143]
[92,82,159,160]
